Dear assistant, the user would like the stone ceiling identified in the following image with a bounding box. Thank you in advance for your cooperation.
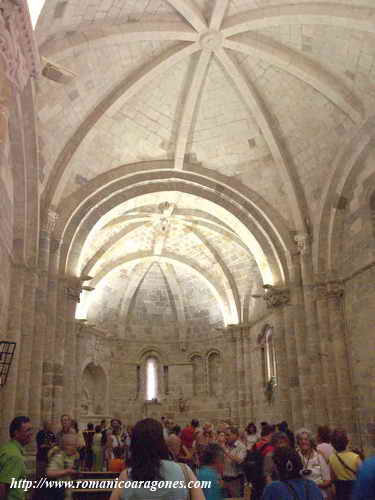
[34,0,375,330]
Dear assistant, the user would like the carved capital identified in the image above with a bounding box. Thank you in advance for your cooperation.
[0,0,40,91]
[41,209,59,234]
[294,232,311,255]
[65,284,82,303]
[263,284,290,308]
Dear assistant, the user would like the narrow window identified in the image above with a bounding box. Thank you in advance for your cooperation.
[146,357,158,400]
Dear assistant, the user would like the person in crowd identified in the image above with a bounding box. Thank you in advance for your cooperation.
[254,424,275,456]
[105,419,124,468]
[278,421,295,449]
[197,443,225,500]
[245,424,275,500]
[0,416,33,500]
[352,455,375,500]
[92,424,104,472]
[166,434,192,465]
[108,446,126,473]
[328,429,362,500]
[109,418,205,500]
[262,447,324,500]
[170,425,182,437]
[166,433,182,461]
[35,421,57,479]
[221,427,247,498]
[263,431,291,484]
[296,428,332,498]
[83,423,95,471]
[243,422,259,450]
[56,414,74,447]
[71,420,85,468]
[181,419,200,452]
[195,423,215,466]
[216,431,226,447]
[100,420,108,432]
[47,434,80,500]
[217,422,230,434]
[316,426,334,463]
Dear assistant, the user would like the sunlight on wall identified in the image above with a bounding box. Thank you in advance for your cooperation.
[27,0,46,28]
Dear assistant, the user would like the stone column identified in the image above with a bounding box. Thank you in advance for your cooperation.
[63,281,81,416]
[0,265,25,441]
[263,286,292,424]
[41,238,61,421]
[282,301,303,428]
[236,328,246,426]
[29,210,58,427]
[15,267,38,414]
[242,328,254,424]
[52,279,68,421]
[327,281,353,431]
[295,233,327,426]
[315,282,336,427]
[230,329,241,425]
[288,253,312,426]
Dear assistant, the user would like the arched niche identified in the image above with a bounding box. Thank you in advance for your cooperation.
[207,350,222,397]
[190,354,205,396]
[81,363,108,416]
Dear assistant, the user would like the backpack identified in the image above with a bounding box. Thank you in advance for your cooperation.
[243,442,269,485]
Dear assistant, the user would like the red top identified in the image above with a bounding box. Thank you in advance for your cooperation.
[255,439,274,456]
[181,426,196,449]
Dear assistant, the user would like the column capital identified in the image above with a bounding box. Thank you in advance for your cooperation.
[64,280,82,303]
[263,284,290,308]
[294,232,311,255]
[41,209,59,234]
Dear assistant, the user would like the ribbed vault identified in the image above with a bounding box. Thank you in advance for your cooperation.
[33,0,375,337]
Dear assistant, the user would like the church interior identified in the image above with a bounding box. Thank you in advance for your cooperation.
[0,0,375,459]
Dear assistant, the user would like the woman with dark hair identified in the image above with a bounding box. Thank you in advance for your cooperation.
[197,443,225,500]
[244,422,259,450]
[328,429,362,500]
[262,447,324,500]
[110,418,205,500]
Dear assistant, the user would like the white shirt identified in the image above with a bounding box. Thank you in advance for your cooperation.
[224,440,247,478]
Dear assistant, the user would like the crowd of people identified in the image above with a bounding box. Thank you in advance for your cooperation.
[0,414,374,500]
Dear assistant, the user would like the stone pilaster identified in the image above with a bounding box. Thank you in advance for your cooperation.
[289,253,312,426]
[29,210,58,426]
[315,282,336,427]
[327,280,354,431]
[282,301,303,428]
[51,278,67,422]
[241,328,253,424]
[295,233,327,427]
[41,239,60,421]
[63,280,81,416]
[230,329,241,425]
